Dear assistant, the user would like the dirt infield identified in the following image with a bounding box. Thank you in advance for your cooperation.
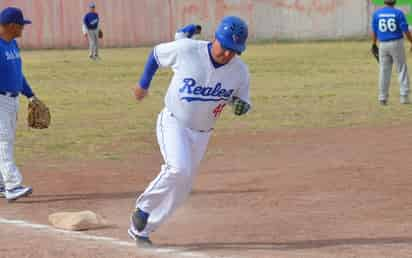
[2,125,412,258]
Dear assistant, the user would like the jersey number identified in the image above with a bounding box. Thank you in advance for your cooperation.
[213,104,226,117]
[378,18,397,32]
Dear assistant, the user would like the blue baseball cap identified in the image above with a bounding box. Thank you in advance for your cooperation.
[89,2,96,8]
[0,7,31,25]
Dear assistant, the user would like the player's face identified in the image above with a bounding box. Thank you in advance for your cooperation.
[211,40,237,64]
[11,24,24,38]
[0,25,5,36]
[0,23,24,38]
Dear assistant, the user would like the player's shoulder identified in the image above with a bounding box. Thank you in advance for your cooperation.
[174,38,207,51]
[394,7,406,16]
[228,56,249,80]
[231,56,249,71]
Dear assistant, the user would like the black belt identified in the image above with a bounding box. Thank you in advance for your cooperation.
[0,91,18,98]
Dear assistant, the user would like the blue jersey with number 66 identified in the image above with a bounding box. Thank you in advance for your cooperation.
[372,7,409,42]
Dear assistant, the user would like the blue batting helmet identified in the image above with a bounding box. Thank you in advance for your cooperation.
[215,16,248,54]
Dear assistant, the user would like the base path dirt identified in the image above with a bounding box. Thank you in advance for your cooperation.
[2,125,412,258]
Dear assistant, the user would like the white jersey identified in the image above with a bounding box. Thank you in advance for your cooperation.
[153,39,251,131]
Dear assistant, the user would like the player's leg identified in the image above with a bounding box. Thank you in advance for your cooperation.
[90,30,98,59]
[130,109,211,238]
[93,29,99,58]
[130,108,196,238]
[379,42,393,104]
[87,30,94,58]
[392,39,410,103]
[0,99,22,190]
[0,172,5,198]
[0,97,31,201]
[136,128,211,237]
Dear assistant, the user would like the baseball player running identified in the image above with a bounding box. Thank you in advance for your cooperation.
[0,7,38,201]
[174,24,202,40]
[82,2,101,60]
[128,16,251,246]
[371,0,412,105]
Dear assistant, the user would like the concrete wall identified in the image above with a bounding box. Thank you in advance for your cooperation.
[0,0,375,49]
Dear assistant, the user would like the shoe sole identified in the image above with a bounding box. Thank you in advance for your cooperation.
[127,229,153,247]
[6,188,32,203]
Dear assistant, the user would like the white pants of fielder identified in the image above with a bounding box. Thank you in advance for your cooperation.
[379,38,410,101]
[0,95,22,190]
[87,29,99,58]
[131,108,211,237]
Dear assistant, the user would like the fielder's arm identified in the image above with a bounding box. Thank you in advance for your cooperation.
[21,76,35,99]
[399,12,412,50]
[370,32,379,63]
[82,23,88,36]
[371,32,377,46]
[405,31,412,51]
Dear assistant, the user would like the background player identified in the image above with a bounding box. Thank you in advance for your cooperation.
[0,7,39,201]
[371,0,412,105]
[174,23,202,40]
[128,16,251,246]
[82,2,102,60]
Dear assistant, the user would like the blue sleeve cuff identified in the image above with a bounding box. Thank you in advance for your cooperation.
[138,50,159,90]
[21,76,35,98]
[401,22,409,33]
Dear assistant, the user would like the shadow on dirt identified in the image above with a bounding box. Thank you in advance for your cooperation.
[13,188,266,204]
[161,237,412,251]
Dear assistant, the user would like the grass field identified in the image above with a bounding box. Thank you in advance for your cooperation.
[16,41,412,162]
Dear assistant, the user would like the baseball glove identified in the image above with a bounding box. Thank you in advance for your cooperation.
[231,96,250,116]
[28,97,51,129]
[371,43,379,63]
[98,30,103,39]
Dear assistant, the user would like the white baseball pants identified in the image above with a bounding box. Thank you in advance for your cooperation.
[87,29,99,58]
[379,38,410,101]
[132,107,211,237]
[0,95,22,190]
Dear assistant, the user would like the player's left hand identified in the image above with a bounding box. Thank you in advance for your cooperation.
[231,96,250,116]
[134,86,148,101]
[27,96,51,129]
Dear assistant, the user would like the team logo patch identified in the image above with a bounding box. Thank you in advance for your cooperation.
[179,78,234,102]
[232,34,240,43]
[5,50,20,61]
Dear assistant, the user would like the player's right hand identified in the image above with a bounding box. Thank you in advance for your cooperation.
[134,86,148,101]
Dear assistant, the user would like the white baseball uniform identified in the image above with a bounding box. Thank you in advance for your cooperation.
[130,39,251,237]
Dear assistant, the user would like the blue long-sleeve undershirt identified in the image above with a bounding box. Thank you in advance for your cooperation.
[22,76,34,98]
[138,50,159,90]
